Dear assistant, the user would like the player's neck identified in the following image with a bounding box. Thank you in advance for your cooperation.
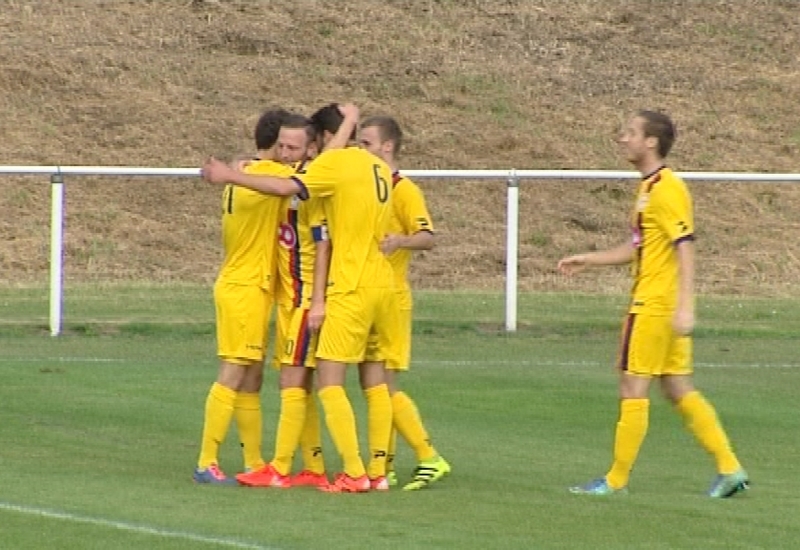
[383,155,398,173]
[635,157,665,179]
[254,146,278,161]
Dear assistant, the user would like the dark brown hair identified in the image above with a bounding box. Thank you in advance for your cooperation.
[254,108,290,149]
[637,110,676,158]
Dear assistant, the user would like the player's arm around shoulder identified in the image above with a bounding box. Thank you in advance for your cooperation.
[202,157,301,197]
[245,159,296,178]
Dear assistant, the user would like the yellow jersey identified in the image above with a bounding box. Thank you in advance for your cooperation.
[387,172,434,308]
[629,167,694,315]
[291,146,395,294]
[276,189,328,307]
[217,159,295,290]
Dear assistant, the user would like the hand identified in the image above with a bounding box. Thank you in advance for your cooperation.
[557,254,587,276]
[337,102,360,121]
[201,157,236,184]
[230,154,253,172]
[672,307,695,336]
[380,234,406,255]
[233,159,251,172]
[308,300,326,332]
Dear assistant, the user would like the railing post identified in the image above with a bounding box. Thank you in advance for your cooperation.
[50,171,65,336]
[505,170,519,332]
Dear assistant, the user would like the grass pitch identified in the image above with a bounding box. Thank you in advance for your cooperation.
[1,286,798,549]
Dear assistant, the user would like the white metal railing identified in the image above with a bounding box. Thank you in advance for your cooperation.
[2,165,800,336]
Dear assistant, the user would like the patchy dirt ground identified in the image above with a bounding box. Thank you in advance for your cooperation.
[1,0,799,295]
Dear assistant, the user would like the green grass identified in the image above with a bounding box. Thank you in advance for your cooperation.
[1,285,799,549]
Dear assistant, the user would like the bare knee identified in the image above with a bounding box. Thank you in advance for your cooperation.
[237,362,264,393]
[358,360,386,390]
[618,372,651,399]
[217,360,253,391]
[316,359,347,390]
[384,369,399,395]
[279,365,310,390]
[660,375,695,404]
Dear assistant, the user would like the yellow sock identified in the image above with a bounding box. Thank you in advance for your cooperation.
[392,391,437,463]
[318,386,365,478]
[234,391,264,472]
[271,388,306,476]
[387,427,397,474]
[300,390,325,475]
[364,384,393,479]
[197,382,237,469]
[676,391,741,474]
[605,398,649,490]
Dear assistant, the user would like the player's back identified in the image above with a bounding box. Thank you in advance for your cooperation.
[294,146,394,294]
[219,159,295,289]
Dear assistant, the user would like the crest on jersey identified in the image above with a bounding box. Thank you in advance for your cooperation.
[278,223,297,248]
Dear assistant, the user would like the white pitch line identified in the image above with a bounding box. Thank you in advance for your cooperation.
[0,357,127,363]
[679,362,800,369]
[414,359,800,369]
[0,501,277,550]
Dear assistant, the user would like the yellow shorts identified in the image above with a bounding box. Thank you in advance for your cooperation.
[214,280,273,364]
[271,302,291,369]
[369,308,410,370]
[272,302,318,368]
[617,313,692,376]
[317,287,397,364]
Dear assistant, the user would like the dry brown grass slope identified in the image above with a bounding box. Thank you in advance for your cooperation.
[1,0,799,294]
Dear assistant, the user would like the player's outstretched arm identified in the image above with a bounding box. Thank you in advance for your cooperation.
[201,157,302,196]
[557,242,634,275]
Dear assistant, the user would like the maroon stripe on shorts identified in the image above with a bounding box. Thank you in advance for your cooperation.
[617,313,636,371]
